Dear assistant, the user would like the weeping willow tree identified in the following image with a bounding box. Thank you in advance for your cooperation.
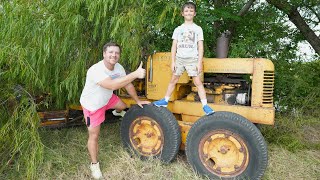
[0,0,179,178]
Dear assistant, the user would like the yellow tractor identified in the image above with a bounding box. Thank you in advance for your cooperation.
[38,51,274,179]
[118,52,274,179]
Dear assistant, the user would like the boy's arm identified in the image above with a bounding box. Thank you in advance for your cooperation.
[171,39,178,71]
[197,40,204,73]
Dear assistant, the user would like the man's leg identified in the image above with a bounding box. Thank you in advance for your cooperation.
[111,98,127,117]
[112,99,127,113]
[87,125,101,163]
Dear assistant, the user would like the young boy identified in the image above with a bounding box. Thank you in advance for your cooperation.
[153,2,214,115]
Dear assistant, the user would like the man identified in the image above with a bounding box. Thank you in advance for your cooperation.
[80,42,149,179]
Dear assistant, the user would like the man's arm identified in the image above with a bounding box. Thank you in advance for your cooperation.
[124,83,150,108]
[124,83,140,102]
[98,62,145,90]
[97,73,137,90]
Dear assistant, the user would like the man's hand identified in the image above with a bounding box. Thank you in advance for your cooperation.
[134,61,146,79]
[136,100,151,108]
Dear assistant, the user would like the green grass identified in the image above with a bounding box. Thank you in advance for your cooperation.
[1,115,319,180]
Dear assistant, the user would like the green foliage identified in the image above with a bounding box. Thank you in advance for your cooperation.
[274,60,320,116]
[0,96,43,179]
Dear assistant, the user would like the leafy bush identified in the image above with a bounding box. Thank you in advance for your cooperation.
[274,59,320,116]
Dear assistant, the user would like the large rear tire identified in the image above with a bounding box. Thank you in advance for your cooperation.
[186,111,268,179]
[120,104,181,163]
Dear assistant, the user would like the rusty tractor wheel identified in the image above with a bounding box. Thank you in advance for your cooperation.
[120,104,181,163]
[186,111,268,180]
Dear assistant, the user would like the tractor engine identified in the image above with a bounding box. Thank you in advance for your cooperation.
[187,74,251,106]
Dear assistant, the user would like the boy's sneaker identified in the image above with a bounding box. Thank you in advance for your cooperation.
[153,98,168,107]
[90,162,103,179]
[112,110,126,117]
[203,105,215,115]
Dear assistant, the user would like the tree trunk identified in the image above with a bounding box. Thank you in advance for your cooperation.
[267,0,320,55]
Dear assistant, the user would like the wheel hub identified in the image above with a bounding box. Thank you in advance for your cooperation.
[199,130,249,177]
[129,116,164,156]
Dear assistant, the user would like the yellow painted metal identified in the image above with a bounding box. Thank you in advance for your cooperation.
[173,100,274,125]
[203,58,254,74]
[146,52,190,101]
[120,97,274,125]
[181,114,200,122]
[177,121,193,150]
[251,59,274,107]
[129,117,164,155]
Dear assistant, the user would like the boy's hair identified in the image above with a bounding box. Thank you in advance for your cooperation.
[181,1,196,12]
[103,42,121,53]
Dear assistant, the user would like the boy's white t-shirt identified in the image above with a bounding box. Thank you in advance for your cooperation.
[80,60,126,111]
[172,23,204,59]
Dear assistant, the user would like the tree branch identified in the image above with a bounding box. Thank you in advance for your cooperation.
[238,0,255,16]
[267,0,320,55]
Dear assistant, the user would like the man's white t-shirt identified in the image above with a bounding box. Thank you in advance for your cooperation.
[80,60,126,111]
[172,23,204,59]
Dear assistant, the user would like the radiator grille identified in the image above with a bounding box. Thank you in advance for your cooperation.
[263,71,274,104]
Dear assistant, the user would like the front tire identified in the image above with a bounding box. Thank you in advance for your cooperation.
[186,111,268,179]
[120,104,181,163]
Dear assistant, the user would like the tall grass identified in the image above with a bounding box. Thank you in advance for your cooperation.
[261,114,320,152]
[1,117,319,180]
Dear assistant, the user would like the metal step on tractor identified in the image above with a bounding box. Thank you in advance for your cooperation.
[39,52,275,179]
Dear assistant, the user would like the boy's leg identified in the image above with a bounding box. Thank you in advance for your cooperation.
[193,76,215,115]
[165,75,180,97]
[153,75,180,107]
[193,76,206,100]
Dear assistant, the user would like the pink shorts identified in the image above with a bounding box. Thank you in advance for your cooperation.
[82,94,120,128]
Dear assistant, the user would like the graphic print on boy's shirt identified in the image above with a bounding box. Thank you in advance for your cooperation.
[179,30,196,49]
